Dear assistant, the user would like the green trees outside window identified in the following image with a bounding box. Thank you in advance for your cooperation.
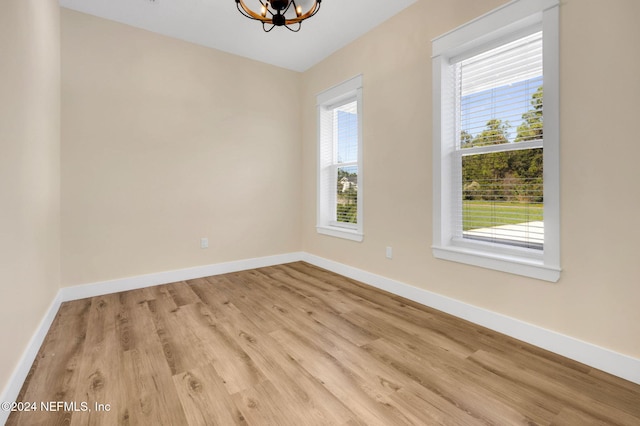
[462,87,544,233]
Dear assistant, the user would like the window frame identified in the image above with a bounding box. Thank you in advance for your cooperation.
[432,0,560,282]
[317,75,364,242]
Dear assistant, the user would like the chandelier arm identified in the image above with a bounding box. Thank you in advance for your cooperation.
[236,3,254,20]
[284,0,321,25]
[285,21,302,32]
[259,0,276,18]
[236,0,269,21]
[283,1,294,15]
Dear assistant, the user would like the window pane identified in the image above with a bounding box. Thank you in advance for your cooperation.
[459,32,543,148]
[335,101,358,163]
[462,148,543,249]
[336,166,357,224]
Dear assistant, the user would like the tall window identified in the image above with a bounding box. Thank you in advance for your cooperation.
[432,0,560,281]
[317,75,363,242]
[457,32,544,250]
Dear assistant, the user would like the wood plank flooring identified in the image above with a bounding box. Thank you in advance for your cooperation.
[7,262,640,425]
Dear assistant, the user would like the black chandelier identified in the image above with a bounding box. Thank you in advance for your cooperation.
[235,0,322,32]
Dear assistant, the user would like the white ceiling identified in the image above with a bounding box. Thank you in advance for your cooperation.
[59,0,417,72]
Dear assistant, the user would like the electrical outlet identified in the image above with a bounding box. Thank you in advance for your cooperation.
[200,238,209,249]
[386,246,393,259]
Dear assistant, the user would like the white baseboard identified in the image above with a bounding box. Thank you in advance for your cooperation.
[58,252,304,302]
[0,292,63,426]
[2,250,638,422]
[301,253,640,386]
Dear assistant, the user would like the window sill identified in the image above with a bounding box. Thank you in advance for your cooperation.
[432,244,560,282]
[317,226,363,242]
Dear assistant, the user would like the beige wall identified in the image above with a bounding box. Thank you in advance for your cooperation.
[0,0,61,392]
[301,0,640,358]
[61,10,302,286]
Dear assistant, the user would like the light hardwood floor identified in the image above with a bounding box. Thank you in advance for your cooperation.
[7,262,640,425]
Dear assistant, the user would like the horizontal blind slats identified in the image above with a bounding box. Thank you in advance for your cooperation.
[460,32,543,96]
[333,100,358,225]
[454,31,544,250]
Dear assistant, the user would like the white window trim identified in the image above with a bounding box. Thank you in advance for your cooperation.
[432,0,560,282]
[317,75,364,242]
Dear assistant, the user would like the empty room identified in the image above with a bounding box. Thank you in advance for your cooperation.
[1,0,639,424]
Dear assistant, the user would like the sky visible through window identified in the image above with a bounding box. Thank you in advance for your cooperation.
[461,75,543,143]
[336,108,357,163]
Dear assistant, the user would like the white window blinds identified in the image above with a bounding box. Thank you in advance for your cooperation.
[453,31,544,250]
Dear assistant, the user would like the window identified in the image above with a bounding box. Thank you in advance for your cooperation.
[317,75,363,241]
[432,0,560,281]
